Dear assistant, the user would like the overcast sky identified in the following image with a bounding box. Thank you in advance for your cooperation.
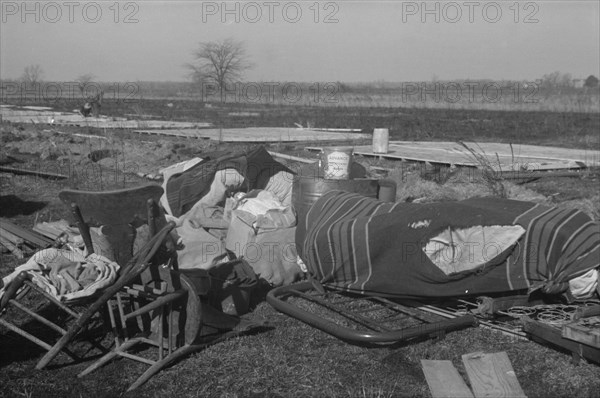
[1,1,598,82]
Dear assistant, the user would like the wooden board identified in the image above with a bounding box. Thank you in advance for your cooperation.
[562,317,600,348]
[522,317,600,364]
[389,141,600,164]
[22,106,54,111]
[2,115,210,129]
[310,141,600,171]
[462,352,527,398]
[421,360,474,398]
[134,127,371,142]
[0,108,211,129]
[0,165,68,180]
[0,220,53,248]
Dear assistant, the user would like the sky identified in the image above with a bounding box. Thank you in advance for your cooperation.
[1,1,599,83]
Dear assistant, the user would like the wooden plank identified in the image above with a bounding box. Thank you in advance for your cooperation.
[389,141,600,161]
[421,360,474,398]
[573,305,600,321]
[314,128,363,132]
[353,145,586,171]
[522,317,600,365]
[1,109,212,129]
[0,166,68,180]
[387,141,600,167]
[562,318,600,348]
[32,221,74,240]
[267,151,316,164]
[0,220,53,248]
[462,351,527,398]
[476,295,531,315]
[0,227,25,246]
[134,128,371,142]
[0,236,24,259]
[22,106,54,111]
[46,130,109,140]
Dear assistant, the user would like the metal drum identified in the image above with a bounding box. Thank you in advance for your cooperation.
[292,176,380,226]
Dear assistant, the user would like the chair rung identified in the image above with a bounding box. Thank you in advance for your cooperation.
[117,350,157,366]
[8,300,67,335]
[0,318,53,351]
[25,281,80,318]
[123,290,186,320]
[131,282,167,295]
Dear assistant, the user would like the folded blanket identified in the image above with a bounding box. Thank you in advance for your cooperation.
[0,248,120,302]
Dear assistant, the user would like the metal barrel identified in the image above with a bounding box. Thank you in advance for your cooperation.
[292,176,380,224]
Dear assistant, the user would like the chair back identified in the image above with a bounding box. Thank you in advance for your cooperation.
[58,184,165,265]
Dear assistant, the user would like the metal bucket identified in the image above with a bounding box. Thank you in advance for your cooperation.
[372,128,389,154]
[321,147,353,180]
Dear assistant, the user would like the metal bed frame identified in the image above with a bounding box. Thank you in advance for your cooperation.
[267,281,477,345]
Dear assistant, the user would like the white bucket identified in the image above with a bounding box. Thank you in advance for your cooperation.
[372,128,389,154]
[322,147,353,180]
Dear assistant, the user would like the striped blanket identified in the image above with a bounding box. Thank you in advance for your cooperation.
[298,191,600,299]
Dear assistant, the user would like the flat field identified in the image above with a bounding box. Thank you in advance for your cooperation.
[1,98,599,397]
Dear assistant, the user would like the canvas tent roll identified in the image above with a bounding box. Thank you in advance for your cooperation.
[297,191,600,300]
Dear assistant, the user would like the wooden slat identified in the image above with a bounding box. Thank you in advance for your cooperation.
[0,236,24,259]
[573,305,600,321]
[462,351,527,398]
[354,145,585,170]
[522,317,600,365]
[309,141,599,171]
[0,166,68,180]
[421,360,474,398]
[134,127,370,142]
[0,227,25,246]
[389,141,600,164]
[32,223,65,240]
[0,110,212,129]
[562,318,600,348]
[268,151,316,164]
[0,220,53,248]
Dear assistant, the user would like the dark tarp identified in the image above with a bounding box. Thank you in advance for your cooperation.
[298,191,600,299]
[166,147,292,217]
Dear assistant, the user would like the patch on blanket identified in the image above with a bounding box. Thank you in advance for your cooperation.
[423,225,525,275]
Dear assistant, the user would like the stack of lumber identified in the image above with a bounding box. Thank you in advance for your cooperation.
[0,220,54,259]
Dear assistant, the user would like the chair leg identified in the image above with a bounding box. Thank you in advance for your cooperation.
[36,267,148,369]
[78,338,143,377]
[36,223,175,370]
[126,326,261,391]
[126,344,203,392]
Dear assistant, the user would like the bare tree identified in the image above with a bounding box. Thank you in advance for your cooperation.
[21,64,44,85]
[186,38,252,101]
[540,71,574,90]
[75,73,96,95]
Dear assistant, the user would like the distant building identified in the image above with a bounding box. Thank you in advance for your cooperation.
[573,79,584,88]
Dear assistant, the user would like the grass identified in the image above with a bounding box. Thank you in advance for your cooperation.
[1,101,600,397]
[2,310,599,397]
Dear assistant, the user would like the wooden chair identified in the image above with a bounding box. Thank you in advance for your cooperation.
[42,184,261,391]
[0,184,175,370]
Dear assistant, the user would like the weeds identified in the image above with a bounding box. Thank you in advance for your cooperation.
[459,141,507,198]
